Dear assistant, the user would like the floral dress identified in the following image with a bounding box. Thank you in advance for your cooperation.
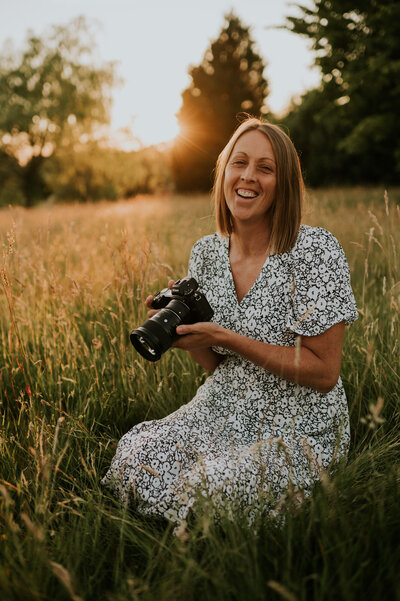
[101,225,358,524]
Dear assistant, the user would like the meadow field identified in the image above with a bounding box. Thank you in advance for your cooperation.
[0,188,399,601]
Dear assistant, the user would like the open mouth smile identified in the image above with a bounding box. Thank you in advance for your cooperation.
[236,188,258,199]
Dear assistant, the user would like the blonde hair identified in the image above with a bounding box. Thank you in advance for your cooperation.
[212,117,304,254]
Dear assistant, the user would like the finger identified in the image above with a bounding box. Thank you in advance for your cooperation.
[147,309,159,318]
[176,323,203,336]
[176,324,195,335]
[168,280,175,289]
[145,295,154,308]
[176,322,208,335]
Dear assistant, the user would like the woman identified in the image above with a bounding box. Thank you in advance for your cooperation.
[101,118,358,525]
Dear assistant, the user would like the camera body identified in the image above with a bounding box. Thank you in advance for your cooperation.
[151,277,212,321]
[130,277,213,362]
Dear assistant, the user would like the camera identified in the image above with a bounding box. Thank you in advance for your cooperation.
[130,277,214,362]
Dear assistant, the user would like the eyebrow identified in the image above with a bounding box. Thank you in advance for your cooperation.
[231,151,276,164]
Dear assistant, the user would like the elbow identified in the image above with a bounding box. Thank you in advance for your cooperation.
[316,373,339,394]
[317,383,335,394]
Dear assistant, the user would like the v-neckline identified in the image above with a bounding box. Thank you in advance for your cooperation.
[223,235,274,307]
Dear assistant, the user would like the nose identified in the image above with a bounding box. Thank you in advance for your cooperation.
[240,163,256,182]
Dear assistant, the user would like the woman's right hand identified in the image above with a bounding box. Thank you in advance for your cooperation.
[145,280,175,318]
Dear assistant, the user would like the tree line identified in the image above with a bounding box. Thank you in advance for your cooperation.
[172,1,400,189]
[0,17,170,207]
[0,1,399,206]
[283,0,400,186]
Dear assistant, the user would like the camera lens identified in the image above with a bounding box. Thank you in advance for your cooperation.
[136,336,158,358]
[130,300,190,361]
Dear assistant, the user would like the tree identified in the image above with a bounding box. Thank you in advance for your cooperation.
[172,13,268,191]
[281,84,351,186]
[0,16,118,206]
[285,0,400,184]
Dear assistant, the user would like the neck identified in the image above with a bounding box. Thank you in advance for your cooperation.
[230,219,272,258]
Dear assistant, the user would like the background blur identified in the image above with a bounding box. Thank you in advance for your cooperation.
[0,0,399,206]
[1,4,400,598]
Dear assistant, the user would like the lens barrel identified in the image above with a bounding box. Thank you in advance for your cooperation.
[130,300,190,361]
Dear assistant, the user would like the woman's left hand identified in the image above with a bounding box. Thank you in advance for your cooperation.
[172,322,227,351]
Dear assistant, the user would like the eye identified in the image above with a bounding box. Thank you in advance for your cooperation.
[232,159,246,166]
[259,165,273,173]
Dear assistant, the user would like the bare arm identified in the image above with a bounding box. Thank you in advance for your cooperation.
[185,348,224,372]
[173,321,345,393]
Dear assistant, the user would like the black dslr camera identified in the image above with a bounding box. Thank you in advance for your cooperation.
[130,277,213,362]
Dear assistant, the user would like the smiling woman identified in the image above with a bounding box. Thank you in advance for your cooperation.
[214,120,303,254]
[102,117,358,528]
[223,130,277,229]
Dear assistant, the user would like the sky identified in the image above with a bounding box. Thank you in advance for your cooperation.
[0,0,321,147]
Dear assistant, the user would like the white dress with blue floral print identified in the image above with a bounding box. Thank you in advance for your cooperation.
[101,225,358,523]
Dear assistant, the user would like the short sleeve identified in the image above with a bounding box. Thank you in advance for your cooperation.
[287,227,358,336]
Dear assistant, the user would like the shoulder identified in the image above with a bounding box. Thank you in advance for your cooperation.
[188,233,227,281]
[293,225,344,259]
[190,233,226,257]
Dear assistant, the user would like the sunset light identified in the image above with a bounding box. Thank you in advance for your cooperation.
[132,97,181,147]
[1,2,398,597]
[1,0,320,148]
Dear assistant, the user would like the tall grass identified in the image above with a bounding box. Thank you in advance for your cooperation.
[0,188,399,601]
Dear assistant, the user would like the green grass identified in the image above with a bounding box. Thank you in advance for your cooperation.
[0,189,399,600]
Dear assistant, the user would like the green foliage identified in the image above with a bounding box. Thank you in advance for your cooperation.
[284,1,400,185]
[172,12,268,191]
[44,143,173,202]
[0,16,118,206]
[0,190,399,600]
[281,84,350,186]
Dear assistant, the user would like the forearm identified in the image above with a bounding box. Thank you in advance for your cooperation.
[188,348,224,372]
[174,320,343,392]
[219,330,337,393]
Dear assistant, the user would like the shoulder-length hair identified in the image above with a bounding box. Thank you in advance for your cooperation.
[212,117,304,254]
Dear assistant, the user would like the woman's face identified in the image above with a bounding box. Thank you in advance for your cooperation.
[223,129,277,228]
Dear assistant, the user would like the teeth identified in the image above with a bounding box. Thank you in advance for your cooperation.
[237,189,257,198]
